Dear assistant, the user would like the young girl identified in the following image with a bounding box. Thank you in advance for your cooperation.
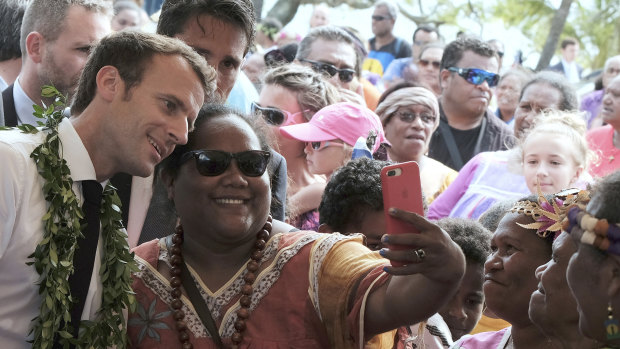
[509,110,592,194]
[279,102,387,179]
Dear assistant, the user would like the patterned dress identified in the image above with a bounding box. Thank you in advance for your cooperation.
[128,231,395,348]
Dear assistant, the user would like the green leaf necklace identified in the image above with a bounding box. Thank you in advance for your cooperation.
[5,86,138,349]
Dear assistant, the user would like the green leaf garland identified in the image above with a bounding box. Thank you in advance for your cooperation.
[2,86,137,348]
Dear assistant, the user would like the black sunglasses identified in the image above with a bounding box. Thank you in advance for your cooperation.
[264,49,292,67]
[447,67,499,87]
[179,150,271,177]
[418,59,441,69]
[300,58,356,83]
[372,15,389,21]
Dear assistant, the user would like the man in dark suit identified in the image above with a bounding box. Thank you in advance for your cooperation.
[0,0,27,92]
[129,0,289,247]
[548,37,582,84]
[2,0,111,127]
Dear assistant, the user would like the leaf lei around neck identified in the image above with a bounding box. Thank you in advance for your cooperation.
[6,86,138,349]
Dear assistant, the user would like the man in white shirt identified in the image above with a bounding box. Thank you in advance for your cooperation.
[548,37,582,84]
[1,0,111,126]
[0,30,216,349]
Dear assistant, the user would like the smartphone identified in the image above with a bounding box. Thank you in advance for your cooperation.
[380,161,424,266]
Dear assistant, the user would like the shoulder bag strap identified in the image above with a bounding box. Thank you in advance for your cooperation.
[438,119,464,170]
[167,236,224,348]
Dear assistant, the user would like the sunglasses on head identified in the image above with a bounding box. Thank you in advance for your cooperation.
[179,149,271,177]
[300,58,356,83]
[264,49,292,67]
[418,59,441,69]
[306,140,345,151]
[251,102,301,126]
[447,67,499,87]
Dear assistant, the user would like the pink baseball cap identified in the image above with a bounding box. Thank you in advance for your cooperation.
[279,102,388,153]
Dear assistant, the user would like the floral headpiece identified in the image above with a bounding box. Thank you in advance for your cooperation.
[510,188,590,239]
[562,206,620,255]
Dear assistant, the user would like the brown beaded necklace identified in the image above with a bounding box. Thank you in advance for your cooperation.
[168,216,273,349]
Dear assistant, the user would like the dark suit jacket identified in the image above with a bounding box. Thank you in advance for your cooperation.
[2,84,18,127]
[548,61,583,79]
[0,89,4,127]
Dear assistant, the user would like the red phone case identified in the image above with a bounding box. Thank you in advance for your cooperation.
[381,161,424,266]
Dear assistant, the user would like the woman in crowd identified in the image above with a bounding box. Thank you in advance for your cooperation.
[279,102,386,179]
[566,170,620,347]
[528,229,601,348]
[416,43,445,96]
[111,0,143,31]
[429,71,579,220]
[319,159,491,348]
[127,105,466,348]
[494,68,532,125]
[453,190,588,349]
[375,86,457,203]
[256,64,339,230]
[587,75,620,178]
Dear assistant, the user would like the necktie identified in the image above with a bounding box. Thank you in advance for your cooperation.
[54,180,103,347]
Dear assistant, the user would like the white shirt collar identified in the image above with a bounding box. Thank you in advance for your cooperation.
[13,77,39,125]
[57,118,101,184]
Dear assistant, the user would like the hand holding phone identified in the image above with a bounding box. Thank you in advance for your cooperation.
[381,161,424,266]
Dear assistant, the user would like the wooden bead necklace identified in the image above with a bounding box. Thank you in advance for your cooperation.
[168,216,273,349]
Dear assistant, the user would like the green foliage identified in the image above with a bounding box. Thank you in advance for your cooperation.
[18,85,137,349]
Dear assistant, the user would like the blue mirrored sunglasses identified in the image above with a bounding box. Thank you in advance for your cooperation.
[447,67,499,87]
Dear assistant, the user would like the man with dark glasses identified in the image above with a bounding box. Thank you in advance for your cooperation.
[297,26,381,109]
[124,0,289,248]
[427,37,513,171]
[367,0,412,72]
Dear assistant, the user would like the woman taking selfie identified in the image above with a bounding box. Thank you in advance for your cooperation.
[127,105,466,348]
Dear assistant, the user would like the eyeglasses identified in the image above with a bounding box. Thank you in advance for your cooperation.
[394,110,436,125]
[447,67,499,87]
[418,59,441,69]
[371,15,389,21]
[300,58,356,83]
[179,149,271,177]
[251,102,302,126]
[306,140,345,151]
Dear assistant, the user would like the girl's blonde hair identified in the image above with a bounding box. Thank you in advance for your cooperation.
[508,110,595,175]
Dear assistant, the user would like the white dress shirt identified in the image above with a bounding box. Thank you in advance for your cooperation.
[12,77,39,125]
[562,58,580,83]
[0,119,105,348]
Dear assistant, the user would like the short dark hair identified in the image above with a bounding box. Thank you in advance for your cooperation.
[440,37,497,71]
[560,37,578,50]
[519,71,578,111]
[71,31,217,114]
[157,0,255,56]
[319,158,429,232]
[160,104,270,181]
[413,25,438,42]
[319,158,390,232]
[589,170,620,223]
[436,218,492,266]
[0,0,27,61]
[20,0,112,57]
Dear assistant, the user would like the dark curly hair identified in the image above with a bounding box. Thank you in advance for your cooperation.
[436,218,492,266]
[319,158,390,232]
[319,158,430,232]
[440,37,498,71]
